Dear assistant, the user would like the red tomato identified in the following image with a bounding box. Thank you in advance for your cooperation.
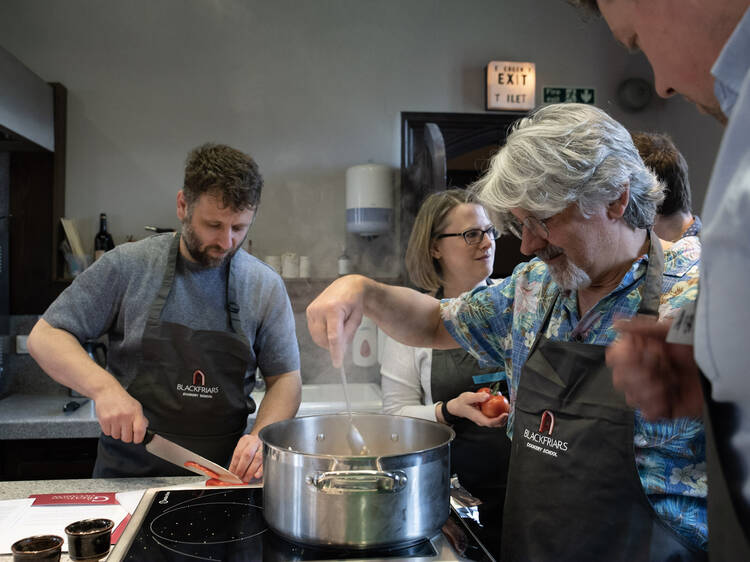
[184,461,220,480]
[480,393,510,418]
[205,478,246,487]
[478,387,492,395]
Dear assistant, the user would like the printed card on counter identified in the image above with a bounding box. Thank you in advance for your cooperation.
[30,492,119,506]
[0,491,136,554]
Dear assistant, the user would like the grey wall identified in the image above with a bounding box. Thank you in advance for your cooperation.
[0,0,724,279]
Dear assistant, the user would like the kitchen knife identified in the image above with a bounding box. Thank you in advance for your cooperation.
[143,431,244,484]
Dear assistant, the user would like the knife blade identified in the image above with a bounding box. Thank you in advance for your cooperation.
[143,431,244,484]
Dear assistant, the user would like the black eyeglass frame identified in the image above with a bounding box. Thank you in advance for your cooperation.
[434,225,500,246]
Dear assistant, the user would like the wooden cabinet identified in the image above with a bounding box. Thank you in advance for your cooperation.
[1,45,68,314]
[7,83,68,313]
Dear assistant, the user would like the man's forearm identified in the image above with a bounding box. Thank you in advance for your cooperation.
[249,370,302,436]
[27,318,122,399]
[363,280,457,349]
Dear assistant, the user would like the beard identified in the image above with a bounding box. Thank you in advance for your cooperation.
[536,244,591,291]
[181,218,243,268]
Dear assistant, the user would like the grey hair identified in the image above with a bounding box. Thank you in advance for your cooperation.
[472,103,663,231]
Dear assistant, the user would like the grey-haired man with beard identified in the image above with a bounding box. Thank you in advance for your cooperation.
[28,143,301,482]
[307,103,706,561]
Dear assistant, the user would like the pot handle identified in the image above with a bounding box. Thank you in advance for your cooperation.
[307,470,407,493]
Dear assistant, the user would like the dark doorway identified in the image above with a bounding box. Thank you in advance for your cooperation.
[400,111,529,284]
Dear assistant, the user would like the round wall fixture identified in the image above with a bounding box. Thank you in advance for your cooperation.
[617,77,653,111]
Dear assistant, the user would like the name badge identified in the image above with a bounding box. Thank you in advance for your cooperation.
[666,300,696,345]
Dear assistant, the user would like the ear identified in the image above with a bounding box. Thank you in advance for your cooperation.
[176,190,188,221]
[607,183,630,219]
[430,240,442,260]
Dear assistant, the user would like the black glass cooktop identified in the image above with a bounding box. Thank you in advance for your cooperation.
[119,487,439,561]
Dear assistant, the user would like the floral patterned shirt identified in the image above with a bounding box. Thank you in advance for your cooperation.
[682,215,702,239]
[441,236,706,549]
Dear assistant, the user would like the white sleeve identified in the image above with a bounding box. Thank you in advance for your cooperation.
[380,335,435,421]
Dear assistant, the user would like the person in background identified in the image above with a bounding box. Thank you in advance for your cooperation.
[566,2,750,558]
[308,103,705,561]
[632,131,701,241]
[28,143,302,482]
[380,188,511,559]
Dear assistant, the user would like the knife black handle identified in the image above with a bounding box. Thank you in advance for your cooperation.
[143,429,155,445]
[62,400,85,413]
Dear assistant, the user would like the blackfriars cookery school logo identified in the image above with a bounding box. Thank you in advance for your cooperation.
[523,410,569,458]
[176,369,220,399]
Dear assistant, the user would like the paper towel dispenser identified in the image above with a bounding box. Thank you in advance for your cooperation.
[346,164,393,237]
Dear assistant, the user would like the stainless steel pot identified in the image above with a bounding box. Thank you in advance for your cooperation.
[260,413,455,549]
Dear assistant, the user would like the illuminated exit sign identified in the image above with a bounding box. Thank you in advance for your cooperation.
[486,61,536,111]
[543,86,596,104]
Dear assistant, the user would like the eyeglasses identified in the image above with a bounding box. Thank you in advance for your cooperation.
[507,215,550,240]
[434,225,500,246]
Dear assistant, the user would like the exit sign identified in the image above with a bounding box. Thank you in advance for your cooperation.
[543,87,596,104]
[486,61,536,111]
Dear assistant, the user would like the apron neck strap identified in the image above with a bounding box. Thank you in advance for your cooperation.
[147,233,181,325]
[226,258,243,334]
[636,230,664,318]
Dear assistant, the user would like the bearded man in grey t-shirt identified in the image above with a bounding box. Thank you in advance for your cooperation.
[28,143,301,482]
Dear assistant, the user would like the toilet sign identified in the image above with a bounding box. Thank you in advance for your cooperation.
[486,61,536,111]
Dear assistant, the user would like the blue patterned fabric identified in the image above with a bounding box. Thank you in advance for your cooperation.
[682,214,702,239]
[441,236,707,549]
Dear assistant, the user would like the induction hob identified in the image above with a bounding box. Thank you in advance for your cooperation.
[107,486,494,561]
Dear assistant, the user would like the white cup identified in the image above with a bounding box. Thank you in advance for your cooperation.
[265,255,281,273]
[281,252,299,278]
[299,256,311,278]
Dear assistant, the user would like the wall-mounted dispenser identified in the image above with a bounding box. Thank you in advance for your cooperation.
[346,164,393,237]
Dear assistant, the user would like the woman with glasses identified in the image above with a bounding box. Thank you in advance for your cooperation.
[308,104,706,561]
[380,189,510,559]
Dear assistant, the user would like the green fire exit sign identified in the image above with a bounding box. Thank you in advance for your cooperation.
[543,87,596,104]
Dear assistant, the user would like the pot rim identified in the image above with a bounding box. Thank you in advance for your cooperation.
[259,413,455,460]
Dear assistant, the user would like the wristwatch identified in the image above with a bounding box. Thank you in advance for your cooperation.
[440,400,462,425]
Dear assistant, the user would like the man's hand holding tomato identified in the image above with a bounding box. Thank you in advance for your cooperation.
[437,387,510,428]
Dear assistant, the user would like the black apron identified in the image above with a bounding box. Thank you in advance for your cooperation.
[700,374,750,561]
[431,286,512,561]
[501,232,706,562]
[93,234,254,477]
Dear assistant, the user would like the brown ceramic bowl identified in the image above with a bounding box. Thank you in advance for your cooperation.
[64,518,114,561]
[11,534,63,561]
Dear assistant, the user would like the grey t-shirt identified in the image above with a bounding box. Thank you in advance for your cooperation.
[43,233,300,388]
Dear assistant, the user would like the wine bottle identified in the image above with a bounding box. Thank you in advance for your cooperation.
[94,213,115,260]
